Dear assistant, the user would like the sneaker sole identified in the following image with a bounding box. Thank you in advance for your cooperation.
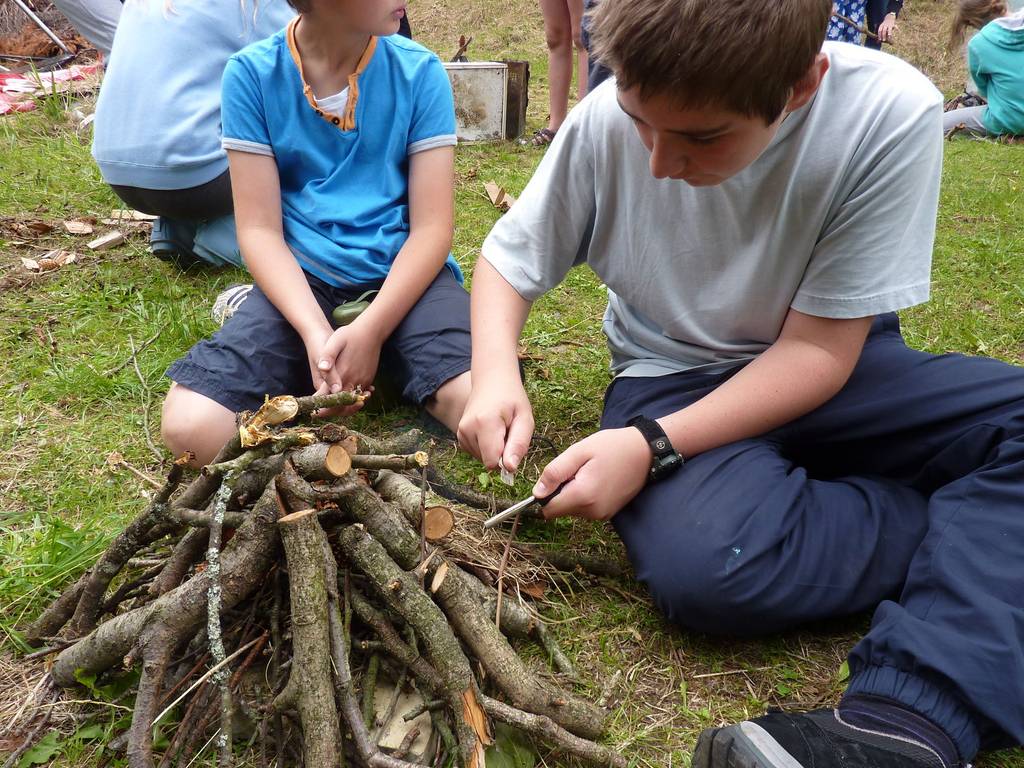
[693,722,803,768]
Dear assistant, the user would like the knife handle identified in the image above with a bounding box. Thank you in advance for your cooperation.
[535,481,567,507]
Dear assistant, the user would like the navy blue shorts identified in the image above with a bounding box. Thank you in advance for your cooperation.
[166,268,471,413]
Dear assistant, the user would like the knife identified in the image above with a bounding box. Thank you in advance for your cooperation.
[482,482,566,529]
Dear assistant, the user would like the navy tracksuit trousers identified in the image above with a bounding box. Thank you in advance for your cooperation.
[603,314,1024,761]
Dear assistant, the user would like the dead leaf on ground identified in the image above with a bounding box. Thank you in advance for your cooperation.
[63,220,94,234]
[20,250,77,273]
[484,181,516,212]
[520,580,548,599]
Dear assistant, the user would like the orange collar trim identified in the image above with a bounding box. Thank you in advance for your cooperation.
[286,17,377,132]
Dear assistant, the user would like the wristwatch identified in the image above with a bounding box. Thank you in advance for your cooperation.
[627,415,684,482]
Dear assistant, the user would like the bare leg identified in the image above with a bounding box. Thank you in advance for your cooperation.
[567,0,589,101]
[161,383,237,467]
[424,371,471,435]
[539,0,574,133]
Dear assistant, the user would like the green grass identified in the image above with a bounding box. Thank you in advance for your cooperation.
[2,1,1024,766]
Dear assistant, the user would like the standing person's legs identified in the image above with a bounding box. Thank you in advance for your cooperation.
[537,0,574,142]
[581,0,612,92]
[566,0,588,102]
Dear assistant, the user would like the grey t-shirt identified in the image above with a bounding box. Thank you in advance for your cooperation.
[482,42,944,377]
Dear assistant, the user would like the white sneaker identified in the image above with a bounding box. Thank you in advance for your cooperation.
[211,284,253,325]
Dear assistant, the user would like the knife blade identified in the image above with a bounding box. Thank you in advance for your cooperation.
[482,482,566,529]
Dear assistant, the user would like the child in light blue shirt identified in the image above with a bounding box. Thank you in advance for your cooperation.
[92,0,294,267]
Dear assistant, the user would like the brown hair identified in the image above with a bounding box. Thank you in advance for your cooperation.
[589,0,831,123]
[949,0,1008,51]
[286,0,312,11]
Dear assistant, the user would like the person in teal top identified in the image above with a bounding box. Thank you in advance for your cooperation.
[162,0,472,467]
[944,2,1024,136]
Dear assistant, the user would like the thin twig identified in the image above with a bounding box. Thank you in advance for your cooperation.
[109,455,163,489]
[372,667,409,745]
[35,698,134,712]
[1,673,55,738]
[151,627,262,726]
[104,322,169,376]
[23,638,79,660]
[691,666,774,679]
[494,505,522,634]
[182,728,222,768]
[418,458,429,589]
[156,651,211,710]
[205,475,234,767]
[831,11,881,41]
[129,333,166,462]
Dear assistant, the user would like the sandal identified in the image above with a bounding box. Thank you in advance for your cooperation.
[530,127,557,146]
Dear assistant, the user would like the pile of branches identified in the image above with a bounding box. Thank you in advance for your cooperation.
[16,391,626,768]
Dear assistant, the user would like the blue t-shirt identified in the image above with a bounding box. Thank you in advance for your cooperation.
[221,29,460,287]
[92,0,294,190]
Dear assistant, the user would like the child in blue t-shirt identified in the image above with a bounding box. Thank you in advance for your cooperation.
[161,0,471,465]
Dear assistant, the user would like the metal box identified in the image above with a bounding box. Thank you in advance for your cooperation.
[443,61,509,142]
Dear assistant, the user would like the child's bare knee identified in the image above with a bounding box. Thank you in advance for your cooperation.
[426,371,471,434]
[161,385,233,464]
[545,26,572,51]
[161,388,196,454]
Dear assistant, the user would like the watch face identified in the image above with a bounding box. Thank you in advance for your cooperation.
[651,452,684,481]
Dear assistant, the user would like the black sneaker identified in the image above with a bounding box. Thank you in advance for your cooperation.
[693,708,957,768]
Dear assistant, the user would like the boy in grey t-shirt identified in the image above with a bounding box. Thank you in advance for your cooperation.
[458,1,1024,767]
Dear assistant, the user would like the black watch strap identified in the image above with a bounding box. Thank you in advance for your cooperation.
[627,415,684,481]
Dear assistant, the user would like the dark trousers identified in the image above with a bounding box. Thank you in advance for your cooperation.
[602,313,1024,759]
[110,170,233,221]
[581,0,611,91]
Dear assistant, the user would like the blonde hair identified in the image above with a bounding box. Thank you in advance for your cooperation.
[589,0,831,124]
[949,0,1008,51]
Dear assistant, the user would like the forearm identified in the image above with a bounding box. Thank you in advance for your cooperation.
[658,322,870,458]
[239,226,329,340]
[470,257,533,387]
[352,225,451,341]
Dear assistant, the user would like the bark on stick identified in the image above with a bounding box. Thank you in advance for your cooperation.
[275,509,342,767]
